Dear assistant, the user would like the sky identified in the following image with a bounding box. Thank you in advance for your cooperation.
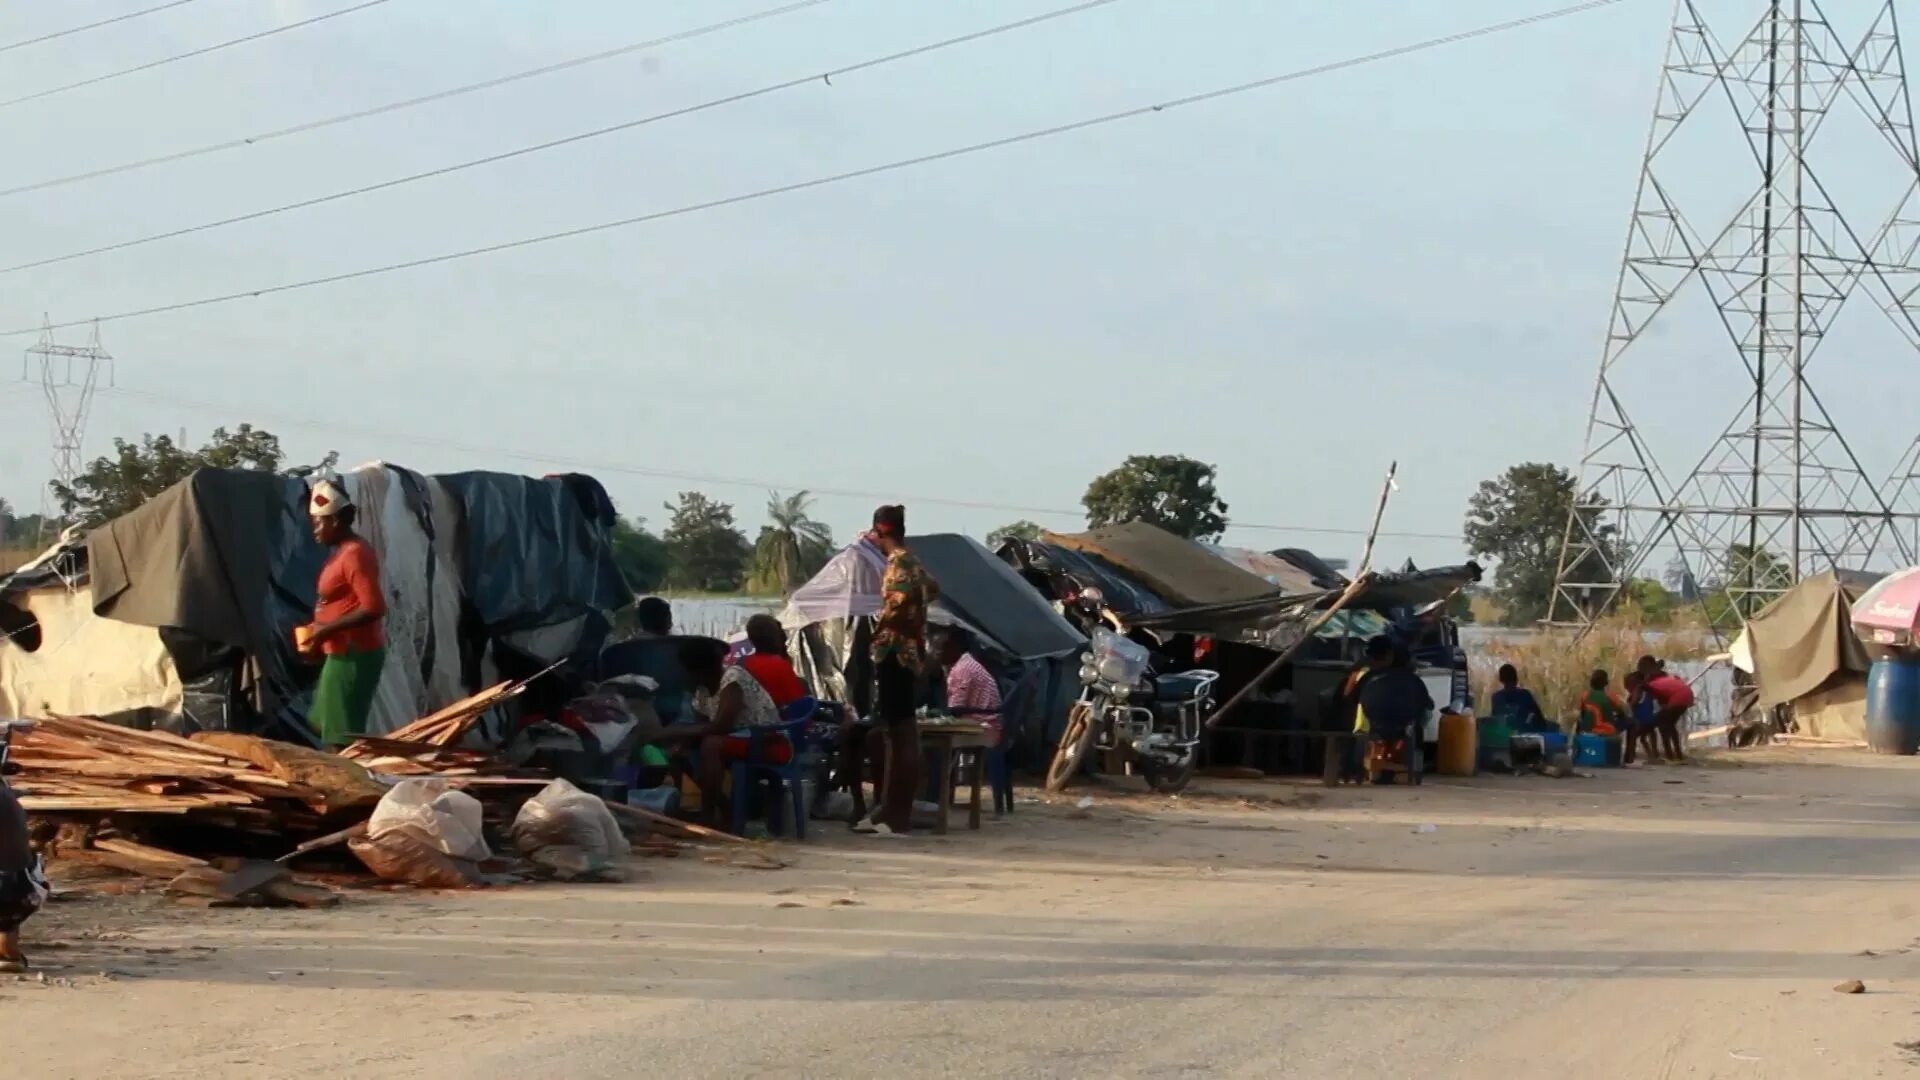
[0,0,1915,574]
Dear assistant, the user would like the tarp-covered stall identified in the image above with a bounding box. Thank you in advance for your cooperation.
[779,534,1084,754]
[0,464,632,742]
[1730,569,1881,740]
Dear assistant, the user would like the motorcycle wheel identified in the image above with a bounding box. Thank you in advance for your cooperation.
[1141,751,1197,795]
[1045,702,1096,793]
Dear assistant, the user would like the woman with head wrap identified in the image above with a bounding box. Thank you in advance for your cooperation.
[298,479,388,746]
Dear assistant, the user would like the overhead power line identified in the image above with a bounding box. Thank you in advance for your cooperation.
[0,0,1128,275]
[0,0,834,199]
[0,0,203,56]
[5,0,1629,336]
[94,385,1462,541]
[0,0,396,111]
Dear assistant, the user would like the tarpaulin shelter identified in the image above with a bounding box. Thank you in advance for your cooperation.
[779,534,1084,752]
[1044,523,1282,608]
[1730,569,1882,740]
[0,464,631,741]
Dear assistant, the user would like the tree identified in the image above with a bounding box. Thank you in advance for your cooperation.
[1463,462,1615,626]
[661,491,751,593]
[1082,454,1229,540]
[51,424,337,527]
[1622,577,1676,626]
[609,516,670,593]
[987,520,1044,547]
[747,490,834,595]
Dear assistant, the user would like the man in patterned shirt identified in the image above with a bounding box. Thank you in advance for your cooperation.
[858,504,939,836]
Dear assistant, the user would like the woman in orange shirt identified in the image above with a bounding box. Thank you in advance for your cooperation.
[298,480,387,746]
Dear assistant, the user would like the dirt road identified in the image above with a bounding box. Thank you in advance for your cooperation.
[5,747,1920,1078]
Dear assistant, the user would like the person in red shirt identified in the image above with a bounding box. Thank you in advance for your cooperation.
[298,480,387,746]
[1637,655,1694,763]
[739,614,807,708]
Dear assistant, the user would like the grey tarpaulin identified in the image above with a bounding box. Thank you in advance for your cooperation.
[910,534,1083,660]
[39,466,630,740]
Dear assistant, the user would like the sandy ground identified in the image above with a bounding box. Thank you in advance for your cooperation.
[3,747,1919,1078]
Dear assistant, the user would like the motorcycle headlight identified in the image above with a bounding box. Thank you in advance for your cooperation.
[1113,684,1131,702]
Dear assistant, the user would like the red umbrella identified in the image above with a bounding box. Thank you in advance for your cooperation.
[1851,567,1920,646]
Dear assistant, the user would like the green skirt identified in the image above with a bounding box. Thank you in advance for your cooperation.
[309,648,386,747]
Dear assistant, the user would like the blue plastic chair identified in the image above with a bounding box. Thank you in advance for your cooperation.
[986,669,1038,815]
[730,696,817,839]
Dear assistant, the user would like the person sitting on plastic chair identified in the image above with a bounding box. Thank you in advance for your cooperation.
[676,639,787,830]
[1357,642,1432,784]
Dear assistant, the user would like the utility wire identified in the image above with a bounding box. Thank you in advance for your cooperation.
[0,0,396,111]
[4,0,1628,336]
[94,385,1463,541]
[0,0,1128,275]
[0,0,834,199]
[0,0,203,56]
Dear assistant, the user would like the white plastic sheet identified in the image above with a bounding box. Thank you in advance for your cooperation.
[779,539,887,629]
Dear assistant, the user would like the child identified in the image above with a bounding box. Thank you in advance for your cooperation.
[1490,664,1552,733]
[1621,671,1659,765]
[1637,655,1694,764]
[1579,669,1626,737]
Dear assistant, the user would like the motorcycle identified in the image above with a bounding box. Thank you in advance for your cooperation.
[1047,628,1218,795]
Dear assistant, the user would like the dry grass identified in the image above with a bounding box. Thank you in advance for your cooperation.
[1467,610,1711,729]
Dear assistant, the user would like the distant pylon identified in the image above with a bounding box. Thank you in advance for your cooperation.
[1552,0,1920,632]
[23,317,112,504]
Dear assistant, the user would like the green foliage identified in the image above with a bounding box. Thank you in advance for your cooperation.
[609,516,670,593]
[1446,588,1476,624]
[1082,454,1229,540]
[1463,462,1615,626]
[51,425,337,527]
[662,491,752,593]
[747,490,834,595]
[987,520,1044,547]
[1621,577,1676,626]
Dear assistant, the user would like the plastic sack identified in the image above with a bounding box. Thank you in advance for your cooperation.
[1090,627,1150,686]
[367,779,489,861]
[509,779,629,882]
[350,778,492,888]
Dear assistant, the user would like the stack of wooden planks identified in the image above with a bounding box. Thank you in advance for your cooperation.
[338,680,535,775]
[336,735,521,777]
[11,714,326,832]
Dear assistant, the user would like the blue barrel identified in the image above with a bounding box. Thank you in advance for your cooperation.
[1865,657,1920,755]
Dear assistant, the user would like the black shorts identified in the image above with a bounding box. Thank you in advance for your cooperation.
[875,654,917,726]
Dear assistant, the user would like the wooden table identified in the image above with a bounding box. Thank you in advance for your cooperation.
[919,724,992,835]
[844,720,991,834]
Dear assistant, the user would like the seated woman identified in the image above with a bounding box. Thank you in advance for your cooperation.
[1356,643,1432,780]
[739,614,808,709]
[677,638,786,829]
[1490,664,1553,733]
[1578,669,1626,737]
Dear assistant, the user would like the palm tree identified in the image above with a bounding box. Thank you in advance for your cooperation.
[750,490,834,595]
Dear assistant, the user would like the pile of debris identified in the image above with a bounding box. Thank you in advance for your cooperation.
[14,678,752,900]
[14,715,329,833]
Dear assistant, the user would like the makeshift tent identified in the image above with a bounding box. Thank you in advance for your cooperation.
[779,535,1084,751]
[0,543,181,727]
[1044,523,1281,608]
[0,464,631,741]
[1730,569,1882,739]
[1203,544,1321,595]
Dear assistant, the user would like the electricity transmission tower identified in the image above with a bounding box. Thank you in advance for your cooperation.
[1552,0,1920,630]
[23,318,112,502]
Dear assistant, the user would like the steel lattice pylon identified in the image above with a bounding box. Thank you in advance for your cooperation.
[1553,0,1920,631]
[23,318,112,500]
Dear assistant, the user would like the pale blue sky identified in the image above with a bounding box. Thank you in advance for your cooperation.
[0,0,1913,571]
